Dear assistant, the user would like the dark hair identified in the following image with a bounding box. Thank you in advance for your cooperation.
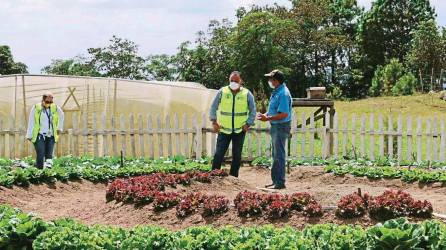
[42,93,53,101]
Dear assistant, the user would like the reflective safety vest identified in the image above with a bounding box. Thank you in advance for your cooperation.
[31,103,60,143]
[217,86,249,134]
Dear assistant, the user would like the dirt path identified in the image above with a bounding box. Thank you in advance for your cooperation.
[1,166,445,230]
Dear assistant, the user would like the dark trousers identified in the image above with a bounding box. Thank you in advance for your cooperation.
[33,135,55,169]
[270,122,291,186]
[212,132,246,177]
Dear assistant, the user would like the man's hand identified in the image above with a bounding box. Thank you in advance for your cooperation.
[257,113,269,122]
[57,130,62,134]
[212,122,220,133]
[26,138,32,142]
[242,124,250,132]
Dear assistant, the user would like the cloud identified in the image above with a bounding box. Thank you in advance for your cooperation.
[0,0,444,73]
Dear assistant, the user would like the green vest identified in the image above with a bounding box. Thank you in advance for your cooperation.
[31,103,59,143]
[217,86,249,134]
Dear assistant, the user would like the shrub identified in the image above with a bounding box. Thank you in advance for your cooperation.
[392,73,416,96]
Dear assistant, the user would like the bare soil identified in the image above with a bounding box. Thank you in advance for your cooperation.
[1,166,446,230]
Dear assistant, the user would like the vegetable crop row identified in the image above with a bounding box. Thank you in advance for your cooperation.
[2,204,446,250]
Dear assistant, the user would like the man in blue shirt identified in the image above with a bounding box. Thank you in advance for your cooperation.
[258,70,292,189]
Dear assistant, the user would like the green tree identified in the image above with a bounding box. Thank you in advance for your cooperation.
[175,19,236,90]
[88,36,146,80]
[42,57,100,76]
[0,45,28,75]
[407,20,443,91]
[232,11,293,96]
[145,54,177,81]
[358,0,436,89]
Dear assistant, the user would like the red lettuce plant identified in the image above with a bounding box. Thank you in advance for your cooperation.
[175,192,208,218]
[410,200,433,218]
[209,169,229,177]
[368,190,414,220]
[287,192,316,211]
[303,202,323,217]
[234,191,263,217]
[335,192,368,219]
[194,172,212,183]
[153,192,181,211]
[266,199,292,219]
[203,195,229,216]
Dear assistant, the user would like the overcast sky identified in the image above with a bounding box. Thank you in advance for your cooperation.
[1,0,445,73]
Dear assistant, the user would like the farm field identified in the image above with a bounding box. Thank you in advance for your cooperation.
[1,156,446,248]
[1,165,446,230]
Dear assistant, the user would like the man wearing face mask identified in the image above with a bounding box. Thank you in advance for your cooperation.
[258,70,292,189]
[209,71,256,177]
[26,92,65,169]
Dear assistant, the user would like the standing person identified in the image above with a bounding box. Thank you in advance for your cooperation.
[258,70,292,189]
[209,71,256,177]
[26,92,64,169]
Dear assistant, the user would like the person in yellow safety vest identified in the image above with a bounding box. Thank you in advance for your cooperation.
[209,71,256,177]
[26,92,64,169]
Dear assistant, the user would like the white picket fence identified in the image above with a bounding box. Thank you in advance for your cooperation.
[0,112,445,163]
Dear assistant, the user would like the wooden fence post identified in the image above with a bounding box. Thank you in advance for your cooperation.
[147,115,154,159]
[342,114,347,158]
[360,115,366,158]
[93,113,99,157]
[333,112,339,158]
[174,114,180,156]
[73,113,79,157]
[440,119,445,162]
[426,118,432,162]
[397,115,403,163]
[120,114,126,157]
[369,114,375,161]
[406,116,413,162]
[111,115,117,156]
[156,115,163,158]
[388,115,394,159]
[138,114,145,157]
[193,114,202,159]
[433,117,438,162]
[101,113,108,156]
[129,114,136,158]
[416,117,422,163]
[309,113,315,159]
[351,114,357,158]
[182,114,189,158]
[378,115,384,159]
[301,112,307,158]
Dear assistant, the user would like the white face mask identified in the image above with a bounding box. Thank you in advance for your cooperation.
[268,81,275,89]
[229,81,240,90]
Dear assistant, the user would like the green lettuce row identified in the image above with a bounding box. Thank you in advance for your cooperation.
[0,156,211,188]
[325,165,446,184]
[2,205,446,249]
[0,205,48,249]
[252,156,446,170]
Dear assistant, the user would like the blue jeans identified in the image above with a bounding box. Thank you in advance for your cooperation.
[33,135,55,169]
[270,122,291,186]
[212,132,246,177]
